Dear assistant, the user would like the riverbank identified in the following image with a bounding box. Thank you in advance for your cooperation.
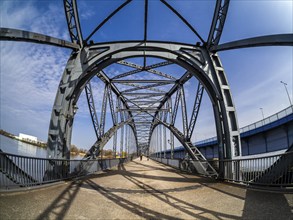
[0,130,46,148]
[0,130,86,157]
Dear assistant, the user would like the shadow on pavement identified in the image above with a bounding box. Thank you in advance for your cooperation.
[242,189,292,219]
[36,180,82,220]
[82,161,241,219]
[33,159,292,219]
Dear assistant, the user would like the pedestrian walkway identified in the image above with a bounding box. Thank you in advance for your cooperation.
[0,157,292,219]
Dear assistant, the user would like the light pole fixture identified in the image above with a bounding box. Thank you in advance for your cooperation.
[260,108,265,120]
[280,81,292,106]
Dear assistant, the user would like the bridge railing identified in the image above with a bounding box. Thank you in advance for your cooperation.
[0,151,128,190]
[151,150,293,188]
[239,105,293,134]
[193,106,293,147]
[222,150,293,187]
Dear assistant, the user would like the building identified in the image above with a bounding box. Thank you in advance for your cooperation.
[19,133,38,142]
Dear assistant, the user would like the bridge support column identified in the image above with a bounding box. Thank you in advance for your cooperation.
[47,51,82,160]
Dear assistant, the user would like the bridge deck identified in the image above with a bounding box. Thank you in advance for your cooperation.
[0,158,292,219]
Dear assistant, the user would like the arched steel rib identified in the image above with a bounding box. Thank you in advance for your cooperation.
[85,0,132,42]
[160,0,205,43]
[211,34,293,52]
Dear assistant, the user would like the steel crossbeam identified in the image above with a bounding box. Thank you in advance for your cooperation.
[129,96,162,101]
[113,79,175,84]
[112,61,172,80]
[120,82,168,93]
[116,60,176,80]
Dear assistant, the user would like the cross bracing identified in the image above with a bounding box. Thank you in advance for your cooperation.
[0,0,292,178]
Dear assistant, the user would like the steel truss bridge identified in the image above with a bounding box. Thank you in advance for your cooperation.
[1,0,292,179]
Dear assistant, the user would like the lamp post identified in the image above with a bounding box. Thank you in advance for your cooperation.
[280,81,292,106]
[260,108,264,119]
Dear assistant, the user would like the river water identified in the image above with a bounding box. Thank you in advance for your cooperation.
[0,135,81,159]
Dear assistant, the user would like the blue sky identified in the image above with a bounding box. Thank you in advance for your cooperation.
[0,0,292,151]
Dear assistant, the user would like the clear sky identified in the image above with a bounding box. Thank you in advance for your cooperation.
[0,0,292,151]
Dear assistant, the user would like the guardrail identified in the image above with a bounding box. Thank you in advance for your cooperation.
[0,151,128,190]
[193,105,293,146]
[151,150,293,188]
[240,105,293,134]
[222,150,293,187]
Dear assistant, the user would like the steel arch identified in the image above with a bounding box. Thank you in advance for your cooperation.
[46,41,240,169]
[1,0,292,179]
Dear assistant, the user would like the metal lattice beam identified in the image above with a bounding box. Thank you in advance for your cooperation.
[85,82,101,139]
[107,84,117,125]
[207,0,230,48]
[180,87,188,137]
[64,0,83,47]
[187,83,204,139]
[171,87,181,125]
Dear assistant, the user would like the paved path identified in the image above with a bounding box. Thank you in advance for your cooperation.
[0,158,292,219]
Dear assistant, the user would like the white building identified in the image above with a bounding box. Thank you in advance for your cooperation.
[19,133,38,142]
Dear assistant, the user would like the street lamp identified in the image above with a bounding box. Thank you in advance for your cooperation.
[280,81,292,106]
[260,108,265,120]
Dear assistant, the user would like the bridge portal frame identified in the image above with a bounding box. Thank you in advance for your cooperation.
[46,41,241,177]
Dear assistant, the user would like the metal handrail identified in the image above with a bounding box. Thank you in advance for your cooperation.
[0,151,128,190]
[151,150,293,187]
[240,105,293,133]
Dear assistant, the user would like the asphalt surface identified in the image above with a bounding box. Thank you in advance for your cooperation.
[0,158,292,219]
